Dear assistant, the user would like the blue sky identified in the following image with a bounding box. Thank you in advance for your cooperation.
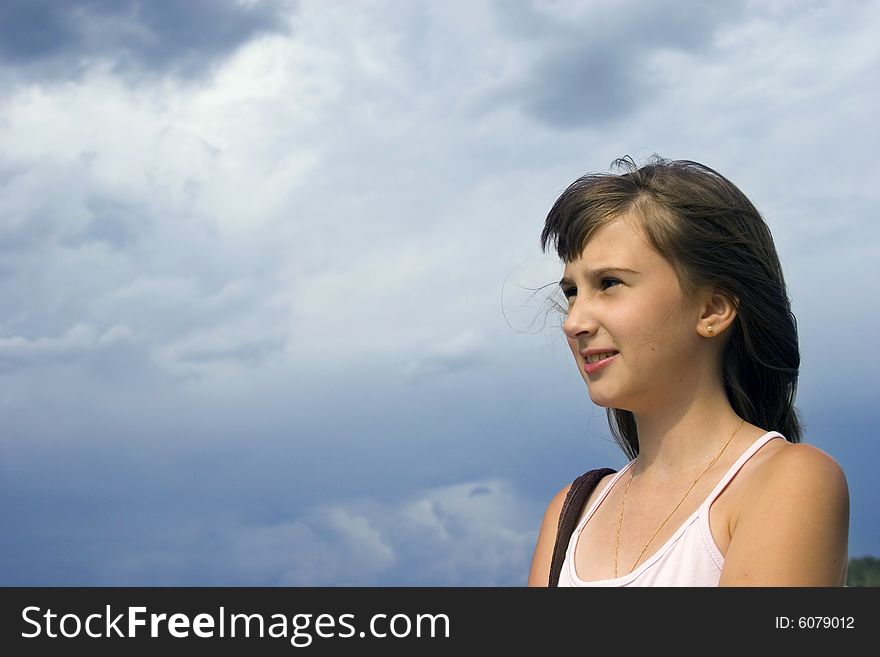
[1,0,877,585]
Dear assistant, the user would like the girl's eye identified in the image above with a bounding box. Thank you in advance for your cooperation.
[562,278,620,299]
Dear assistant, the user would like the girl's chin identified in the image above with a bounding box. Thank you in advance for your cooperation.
[586,385,631,410]
[586,390,614,407]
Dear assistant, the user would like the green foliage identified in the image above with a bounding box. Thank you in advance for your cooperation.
[846,555,880,587]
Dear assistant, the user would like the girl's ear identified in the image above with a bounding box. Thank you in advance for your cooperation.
[697,287,738,338]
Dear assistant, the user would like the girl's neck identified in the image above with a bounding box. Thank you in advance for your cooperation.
[631,397,749,482]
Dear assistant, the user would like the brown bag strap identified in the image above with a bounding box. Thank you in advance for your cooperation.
[548,467,617,587]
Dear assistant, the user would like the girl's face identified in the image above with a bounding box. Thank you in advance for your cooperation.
[561,217,706,414]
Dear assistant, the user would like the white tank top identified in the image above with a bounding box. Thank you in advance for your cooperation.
[557,430,785,587]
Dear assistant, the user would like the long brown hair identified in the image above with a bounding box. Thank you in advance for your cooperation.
[540,155,802,459]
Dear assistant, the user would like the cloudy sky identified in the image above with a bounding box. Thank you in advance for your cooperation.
[1,0,877,586]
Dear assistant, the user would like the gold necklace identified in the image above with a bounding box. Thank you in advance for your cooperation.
[613,418,745,578]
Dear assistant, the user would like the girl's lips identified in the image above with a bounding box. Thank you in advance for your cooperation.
[583,352,617,374]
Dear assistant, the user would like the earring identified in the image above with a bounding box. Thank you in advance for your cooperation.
[707,326,714,333]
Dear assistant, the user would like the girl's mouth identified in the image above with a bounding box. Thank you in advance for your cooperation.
[583,352,617,374]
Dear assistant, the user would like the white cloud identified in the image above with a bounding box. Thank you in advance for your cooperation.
[0,322,133,363]
[403,329,492,379]
[94,478,540,586]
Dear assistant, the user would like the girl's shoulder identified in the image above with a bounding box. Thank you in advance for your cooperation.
[732,438,848,520]
[736,437,846,490]
[720,439,850,585]
[753,440,847,497]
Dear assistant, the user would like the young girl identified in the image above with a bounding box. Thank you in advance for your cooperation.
[527,156,850,587]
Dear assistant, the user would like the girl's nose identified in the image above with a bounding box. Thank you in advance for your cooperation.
[562,297,596,340]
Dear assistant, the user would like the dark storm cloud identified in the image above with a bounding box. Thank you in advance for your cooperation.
[0,0,291,80]
[495,0,747,129]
